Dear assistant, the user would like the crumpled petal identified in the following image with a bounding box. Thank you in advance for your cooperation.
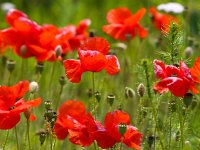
[63,59,83,83]
[105,55,120,75]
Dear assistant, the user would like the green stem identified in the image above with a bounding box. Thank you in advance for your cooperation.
[92,72,96,119]
[55,84,64,109]
[27,120,31,150]
[3,130,9,150]
[93,142,97,150]
[119,141,123,150]
[178,98,184,148]
[49,62,57,91]
[15,126,20,150]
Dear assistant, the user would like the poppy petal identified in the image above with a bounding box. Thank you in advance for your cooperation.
[78,50,106,72]
[107,8,132,24]
[11,80,29,100]
[80,37,110,55]
[63,59,83,83]
[0,86,15,110]
[105,55,120,75]
[0,110,20,129]
[153,59,166,79]
[102,24,124,40]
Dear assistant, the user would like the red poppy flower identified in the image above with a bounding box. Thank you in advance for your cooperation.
[153,59,198,97]
[103,7,148,41]
[54,100,97,147]
[63,37,120,83]
[149,7,178,32]
[94,110,142,149]
[0,81,42,129]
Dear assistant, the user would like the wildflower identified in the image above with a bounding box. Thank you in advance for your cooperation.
[0,81,42,129]
[103,7,148,41]
[63,37,120,83]
[153,59,198,97]
[149,7,178,32]
[157,2,185,14]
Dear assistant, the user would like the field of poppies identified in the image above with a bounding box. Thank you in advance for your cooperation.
[0,0,200,150]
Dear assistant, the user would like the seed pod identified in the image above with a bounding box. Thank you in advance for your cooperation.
[125,87,135,99]
[20,45,27,56]
[137,83,145,97]
[36,62,44,74]
[95,91,101,102]
[45,100,52,110]
[107,94,115,106]
[55,45,62,58]
[35,129,47,146]
[87,89,93,98]
[59,76,66,86]
[6,59,15,72]
[89,29,95,37]
[183,93,193,108]
[118,123,127,136]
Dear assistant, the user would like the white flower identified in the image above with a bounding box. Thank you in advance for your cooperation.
[157,2,184,14]
[0,2,15,13]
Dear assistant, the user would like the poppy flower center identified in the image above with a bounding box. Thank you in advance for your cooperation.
[171,73,177,77]
[9,106,16,110]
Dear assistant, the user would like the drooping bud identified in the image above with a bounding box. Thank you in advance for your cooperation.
[125,87,135,99]
[184,47,193,58]
[55,45,62,58]
[29,81,39,93]
[36,62,44,74]
[6,59,15,72]
[87,89,93,98]
[20,45,27,56]
[118,123,127,136]
[35,129,47,146]
[59,76,66,86]
[95,91,101,102]
[107,94,115,106]
[183,93,193,108]
[137,83,145,97]
[45,100,52,110]
[24,109,32,120]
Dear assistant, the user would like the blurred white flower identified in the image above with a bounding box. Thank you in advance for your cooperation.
[0,2,15,13]
[157,2,184,14]
[29,81,39,93]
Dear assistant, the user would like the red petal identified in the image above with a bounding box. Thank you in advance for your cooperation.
[80,37,110,55]
[0,110,20,129]
[63,59,83,83]
[0,86,15,110]
[136,24,148,38]
[58,100,86,120]
[124,8,146,26]
[11,80,29,100]
[107,8,131,24]
[78,50,106,72]
[123,126,142,150]
[154,77,190,97]
[76,19,91,35]
[105,55,120,75]
[6,9,28,26]
[153,59,166,79]
[190,57,200,79]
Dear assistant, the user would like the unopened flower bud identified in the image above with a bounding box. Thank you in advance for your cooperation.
[125,87,135,99]
[95,91,101,102]
[36,62,44,74]
[55,45,62,58]
[89,29,95,37]
[6,59,15,72]
[24,109,32,120]
[35,129,47,146]
[45,100,52,110]
[118,123,127,136]
[87,89,93,98]
[183,93,193,108]
[107,94,115,106]
[20,45,27,56]
[29,81,39,93]
[59,76,66,86]
[184,47,193,58]
[137,83,145,97]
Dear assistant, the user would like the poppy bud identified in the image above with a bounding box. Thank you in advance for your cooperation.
[29,81,39,93]
[35,129,47,146]
[137,83,145,97]
[183,93,193,108]
[184,47,193,58]
[87,89,93,98]
[24,109,31,120]
[55,45,62,58]
[89,30,95,37]
[20,45,27,56]
[6,59,15,72]
[1,56,7,67]
[125,87,135,99]
[118,123,127,136]
[36,62,44,74]
[95,91,101,102]
[107,94,115,106]
[45,100,52,110]
[59,76,66,86]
